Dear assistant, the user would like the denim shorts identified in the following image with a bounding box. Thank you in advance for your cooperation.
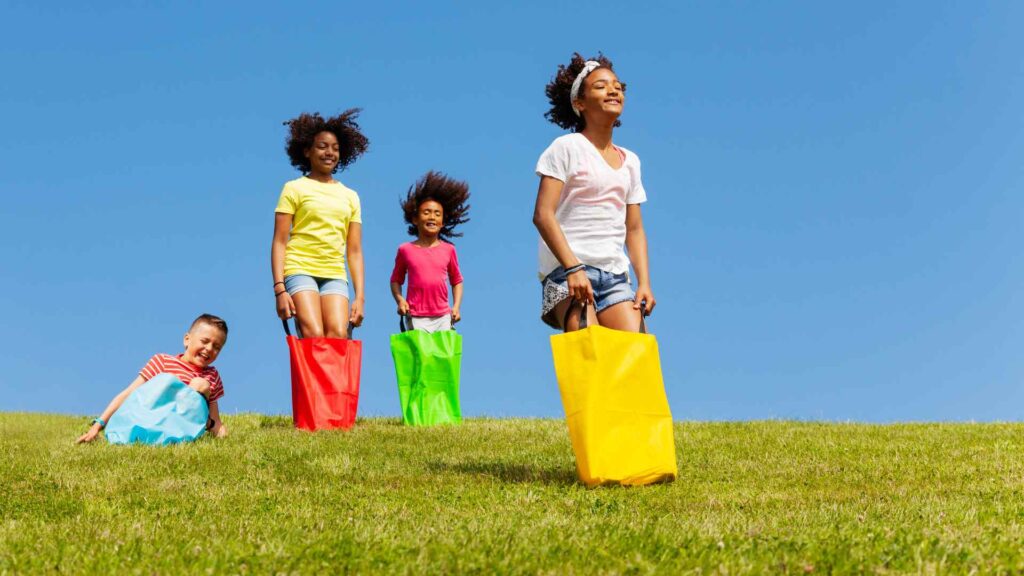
[540,265,635,329]
[284,274,349,297]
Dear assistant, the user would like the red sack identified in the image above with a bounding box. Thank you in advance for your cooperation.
[284,320,362,431]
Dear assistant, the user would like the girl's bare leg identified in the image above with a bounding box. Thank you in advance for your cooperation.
[292,290,325,337]
[321,294,351,338]
[551,298,599,332]
[596,301,645,333]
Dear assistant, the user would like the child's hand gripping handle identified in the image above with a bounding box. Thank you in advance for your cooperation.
[399,314,413,333]
[276,291,296,320]
[565,266,594,307]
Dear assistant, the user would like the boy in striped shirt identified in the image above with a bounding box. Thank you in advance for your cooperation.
[77,314,229,443]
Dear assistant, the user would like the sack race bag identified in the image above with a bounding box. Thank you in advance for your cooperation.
[284,320,362,431]
[105,373,210,445]
[550,303,677,487]
[390,315,462,426]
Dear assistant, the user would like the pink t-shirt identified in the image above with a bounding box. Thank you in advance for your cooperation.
[390,242,463,317]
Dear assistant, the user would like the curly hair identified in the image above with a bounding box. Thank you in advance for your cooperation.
[544,52,623,132]
[283,110,369,173]
[400,171,471,241]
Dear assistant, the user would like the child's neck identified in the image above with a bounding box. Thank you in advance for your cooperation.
[581,121,615,150]
[413,235,441,247]
[306,171,334,184]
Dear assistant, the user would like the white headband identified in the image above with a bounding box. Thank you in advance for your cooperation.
[569,60,602,116]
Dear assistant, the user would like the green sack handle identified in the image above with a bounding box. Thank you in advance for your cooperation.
[561,300,648,333]
[282,318,355,340]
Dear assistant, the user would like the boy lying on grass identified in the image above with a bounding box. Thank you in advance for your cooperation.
[77,314,229,443]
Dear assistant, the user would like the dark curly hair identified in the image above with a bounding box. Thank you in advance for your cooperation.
[544,52,623,132]
[283,110,369,174]
[400,171,471,241]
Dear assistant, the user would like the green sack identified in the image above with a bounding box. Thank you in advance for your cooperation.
[390,316,463,426]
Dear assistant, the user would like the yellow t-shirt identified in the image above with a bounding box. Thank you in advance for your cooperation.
[275,176,362,281]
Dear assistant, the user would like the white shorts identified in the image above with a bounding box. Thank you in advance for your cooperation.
[409,314,453,333]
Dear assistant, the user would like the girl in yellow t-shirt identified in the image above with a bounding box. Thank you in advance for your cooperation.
[271,110,368,338]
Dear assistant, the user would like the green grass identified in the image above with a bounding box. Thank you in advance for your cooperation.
[3,414,1024,574]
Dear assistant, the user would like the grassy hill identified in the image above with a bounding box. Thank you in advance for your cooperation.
[2,414,1024,574]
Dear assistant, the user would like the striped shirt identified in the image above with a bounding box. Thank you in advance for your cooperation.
[139,353,224,402]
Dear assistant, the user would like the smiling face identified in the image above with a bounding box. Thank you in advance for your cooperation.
[303,131,340,176]
[413,199,444,240]
[574,67,625,121]
[181,323,227,369]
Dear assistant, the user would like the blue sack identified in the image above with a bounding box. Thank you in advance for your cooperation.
[105,373,210,445]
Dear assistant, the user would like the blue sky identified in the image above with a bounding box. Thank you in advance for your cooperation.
[1,2,1021,421]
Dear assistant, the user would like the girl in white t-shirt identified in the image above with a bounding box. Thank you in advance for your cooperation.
[533,53,656,332]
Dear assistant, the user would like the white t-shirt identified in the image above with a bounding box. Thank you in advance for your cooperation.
[535,133,647,279]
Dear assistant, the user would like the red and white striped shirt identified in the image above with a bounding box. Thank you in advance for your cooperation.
[139,353,225,402]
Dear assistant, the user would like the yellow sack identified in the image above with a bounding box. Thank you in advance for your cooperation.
[550,305,677,487]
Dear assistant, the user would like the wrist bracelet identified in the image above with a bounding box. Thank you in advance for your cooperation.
[91,417,106,429]
[275,290,286,297]
[564,263,586,275]
[274,281,285,286]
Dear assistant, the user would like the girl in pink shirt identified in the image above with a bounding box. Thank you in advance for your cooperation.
[390,171,470,333]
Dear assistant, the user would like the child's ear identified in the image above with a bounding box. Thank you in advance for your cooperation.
[183,332,190,349]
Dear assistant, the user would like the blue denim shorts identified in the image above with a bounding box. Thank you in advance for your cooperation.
[284,274,349,297]
[540,265,635,329]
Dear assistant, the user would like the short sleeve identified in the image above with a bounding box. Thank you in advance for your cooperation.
[206,369,225,402]
[626,153,647,205]
[390,246,408,284]
[275,183,298,214]
[348,190,362,224]
[448,246,463,286]
[535,138,571,182]
[139,354,164,381]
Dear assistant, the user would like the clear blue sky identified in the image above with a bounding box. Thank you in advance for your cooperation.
[1,2,1021,421]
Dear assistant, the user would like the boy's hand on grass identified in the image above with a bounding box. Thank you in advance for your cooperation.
[211,421,228,438]
[76,424,102,444]
[451,307,461,324]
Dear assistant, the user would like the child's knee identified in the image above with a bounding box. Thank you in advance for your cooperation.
[324,324,348,339]
[188,377,211,397]
[301,324,325,338]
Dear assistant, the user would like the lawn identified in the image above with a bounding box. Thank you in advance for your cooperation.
[2,414,1024,574]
